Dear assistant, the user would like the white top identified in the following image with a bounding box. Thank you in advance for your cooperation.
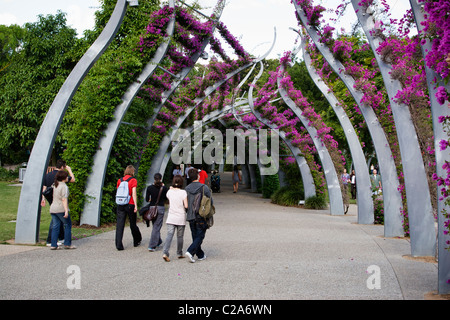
[166,188,187,226]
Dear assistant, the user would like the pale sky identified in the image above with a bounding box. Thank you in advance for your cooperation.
[1,0,412,60]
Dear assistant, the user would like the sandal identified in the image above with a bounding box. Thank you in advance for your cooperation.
[64,245,77,249]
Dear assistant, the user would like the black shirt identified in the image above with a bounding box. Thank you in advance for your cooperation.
[145,185,168,206]
[44,169,71,188]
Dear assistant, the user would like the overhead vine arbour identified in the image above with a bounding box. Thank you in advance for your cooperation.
[410,0,450,294]
[300,37,374,225]
[293,0,405,236]
[61,0,170,224]
[15,0,132,244]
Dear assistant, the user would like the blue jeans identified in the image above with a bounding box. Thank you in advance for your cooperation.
[51,212,72,247]
[187,219,207,259]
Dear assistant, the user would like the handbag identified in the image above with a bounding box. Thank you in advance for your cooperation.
[42,186,53,204]
[143,186,163,223]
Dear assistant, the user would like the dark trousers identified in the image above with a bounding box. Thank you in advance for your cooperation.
[187,219,207,259]
[115,204,142,250]
[351,183,356,199]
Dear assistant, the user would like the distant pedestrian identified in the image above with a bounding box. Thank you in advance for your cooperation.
[184,168,213,263]
[172,165,182,179]
[232,165,241,193]
[185,164,192,186]
[370,169,382,196]
[162,175,188,262]
[198,166,208,185]
[115,165,142,251]
[341,168,351,214]
[49,170,76,250]
[350,169,356,200]
[146,173,168,251]
[341,169,350,191]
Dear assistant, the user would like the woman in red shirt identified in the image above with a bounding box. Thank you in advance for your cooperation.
[115,165,142,250]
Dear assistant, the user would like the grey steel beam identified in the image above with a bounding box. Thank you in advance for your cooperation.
[301,39,374,225]
[293,1,403,229]
[145,27,277,194]
[144,2,226,133]
[145,60,259,191]
[352,0,435,256]
[275,63,345,215]
[410,0,450,294]
[233,106,316,199]
[80,0,176,227]
[15,0,129,244]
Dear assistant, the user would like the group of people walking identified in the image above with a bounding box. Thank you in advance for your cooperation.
[42,162,240,259]
[115,165,213,263]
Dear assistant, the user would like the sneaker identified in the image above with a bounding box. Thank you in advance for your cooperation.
[148,247,155,252]
[163,254,170,262]
[198,255,207,261]
[185,251,195,263]
[47,241,63,247]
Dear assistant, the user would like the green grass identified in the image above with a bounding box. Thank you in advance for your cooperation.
[0,181,115,245]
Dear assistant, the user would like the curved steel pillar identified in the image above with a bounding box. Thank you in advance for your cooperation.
[293,1,403,232]
[143,3,225,133]
[275,65,344,215]
[80,0,176,226]
[410,0,450,293]
[301,41,374,224]
[145,28,277,193]
[15,0,129,243]
[145,60,258,191]
[231,101,316,199]
[352,0,435,256]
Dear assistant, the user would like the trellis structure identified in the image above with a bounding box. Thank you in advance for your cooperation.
[13,0,449,294]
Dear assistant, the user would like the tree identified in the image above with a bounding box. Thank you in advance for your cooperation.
[0,12,80,164]
[0,24,25,71]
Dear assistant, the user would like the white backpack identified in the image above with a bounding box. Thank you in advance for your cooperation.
[116,177,132,205]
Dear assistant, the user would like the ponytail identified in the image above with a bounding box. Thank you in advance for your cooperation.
[54,170,69,188]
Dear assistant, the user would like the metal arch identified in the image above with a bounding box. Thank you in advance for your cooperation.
[352,0,435,256]
[83,0,224,225]
[162,95,316,199]
[144,27,277,193]
[231,100,316,199]
[293,2,403,228]
[144,59,259,192]
[15,0,129,244]
[143,1,226,134]
[300,37,374,225]
[226,63,316,199]
[409,0,450,293]
[275,62,345,215]
[80,0,176,227]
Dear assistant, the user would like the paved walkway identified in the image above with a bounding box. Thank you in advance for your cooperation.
[0,172,440,300]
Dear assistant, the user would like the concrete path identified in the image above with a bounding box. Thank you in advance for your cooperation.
[0,172,439,300]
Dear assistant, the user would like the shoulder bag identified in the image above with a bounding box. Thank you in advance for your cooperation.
[143,186,163,223]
